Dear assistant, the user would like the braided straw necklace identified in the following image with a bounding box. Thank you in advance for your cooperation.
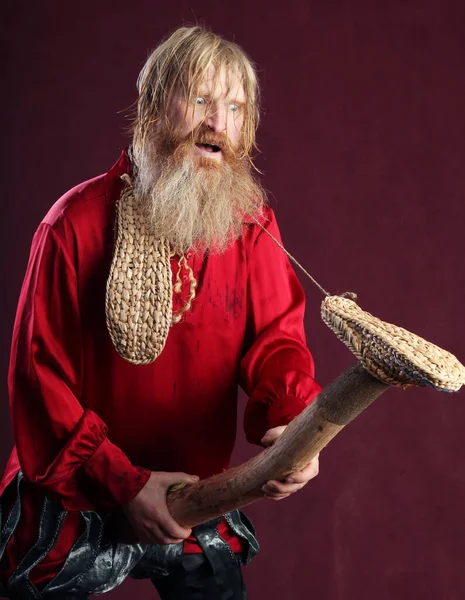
[105,175,197,365]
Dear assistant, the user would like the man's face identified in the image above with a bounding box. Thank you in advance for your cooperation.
[168,65,246,164]
[133,63,264,253]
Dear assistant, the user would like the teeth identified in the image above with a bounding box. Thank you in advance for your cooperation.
[196,142,221,153]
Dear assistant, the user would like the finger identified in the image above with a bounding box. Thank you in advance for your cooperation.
[135,520,179,545]
[261,426,287,447]
[157,522,192,542]
[163,472,200,487]
[263,481,305,495]
[151,524,186,545]
[285,458,320,484]
[159,518,192,541]
[144,531,185,545]
[155,503,193,540]
[264,492,291,501]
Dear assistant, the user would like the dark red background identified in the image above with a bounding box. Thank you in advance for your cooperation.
[2,1,465,598]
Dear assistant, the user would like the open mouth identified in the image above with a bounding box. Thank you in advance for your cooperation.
[195,142,222,153]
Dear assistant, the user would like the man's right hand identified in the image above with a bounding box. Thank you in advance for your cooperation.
[122,471,199,545]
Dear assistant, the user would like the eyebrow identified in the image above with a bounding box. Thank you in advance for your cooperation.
[197,90,246,104]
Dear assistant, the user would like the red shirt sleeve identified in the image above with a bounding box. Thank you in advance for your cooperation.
[240,208,322,445]
[9,223,150,511]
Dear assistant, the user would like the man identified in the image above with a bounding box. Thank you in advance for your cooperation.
[0,26,321,599]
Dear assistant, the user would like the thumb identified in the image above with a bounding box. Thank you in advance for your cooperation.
[261,425,287,447]
[164,472,200,487]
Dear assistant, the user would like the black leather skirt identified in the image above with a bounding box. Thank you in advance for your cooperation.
[0,471,259,599]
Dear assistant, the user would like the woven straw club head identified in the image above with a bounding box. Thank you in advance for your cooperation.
[321,295,465,392]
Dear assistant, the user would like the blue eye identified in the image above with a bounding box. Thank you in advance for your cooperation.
[229,104,239,112]
[195,97,206,106]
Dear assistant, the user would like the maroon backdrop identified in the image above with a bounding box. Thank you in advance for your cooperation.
[2,1,465,598]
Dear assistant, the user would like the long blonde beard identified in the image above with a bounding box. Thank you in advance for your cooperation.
[132,132,266,254]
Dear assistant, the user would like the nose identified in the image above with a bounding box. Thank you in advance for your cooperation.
[206,104,227,133]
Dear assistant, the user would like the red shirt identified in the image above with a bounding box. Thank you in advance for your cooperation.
[0,150,321,586]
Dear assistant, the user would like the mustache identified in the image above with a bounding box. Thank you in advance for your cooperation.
[169,124,239,161]
[192,131,227,150]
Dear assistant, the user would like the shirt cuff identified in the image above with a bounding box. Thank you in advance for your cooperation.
[75,437,151,511]
[244,392,313,445]
[266,393,310,430]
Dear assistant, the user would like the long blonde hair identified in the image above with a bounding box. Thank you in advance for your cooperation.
[133,26,260,161]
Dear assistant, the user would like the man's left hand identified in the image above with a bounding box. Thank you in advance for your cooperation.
[260,425,319,501]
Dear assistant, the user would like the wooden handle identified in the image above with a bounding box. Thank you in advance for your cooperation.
[167,362,389,527]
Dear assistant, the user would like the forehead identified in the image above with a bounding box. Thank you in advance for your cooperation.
[197,64,245,101]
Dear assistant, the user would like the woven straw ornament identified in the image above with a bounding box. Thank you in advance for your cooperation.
[105,176,173,365]
[321,295,465,392]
